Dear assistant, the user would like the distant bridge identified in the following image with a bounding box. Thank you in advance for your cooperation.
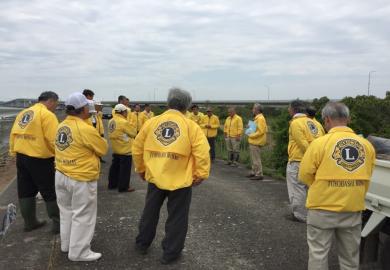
[1,98,294,109]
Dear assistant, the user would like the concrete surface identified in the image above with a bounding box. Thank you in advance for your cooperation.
[0,155,368,270]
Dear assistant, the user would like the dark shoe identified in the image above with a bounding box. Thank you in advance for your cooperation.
[250,176,264,181]
[135,244,148,255]
[230,162,238,167]
[45,201,60,234]
[19,197,47,232]
[246,174,255,178]
[225,161,232,165]
[119,188,135,193]
[284,214,305,223]
[160,255,181,265]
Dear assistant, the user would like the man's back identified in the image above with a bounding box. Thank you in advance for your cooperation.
[132,109,210,191]
[10,103,58,158]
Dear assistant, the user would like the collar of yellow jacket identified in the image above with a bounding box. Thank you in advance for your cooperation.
[66,115,86,122]
[115,114,127,120]
[254,113,263,120]
[35,102,48,111]
[327,126,354,134]
[164,109,187,117]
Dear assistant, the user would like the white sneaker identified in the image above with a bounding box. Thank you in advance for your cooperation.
[69,251,102,262]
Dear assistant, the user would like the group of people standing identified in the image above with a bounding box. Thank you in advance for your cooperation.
[8,88,376,269]
[286,100,375,270]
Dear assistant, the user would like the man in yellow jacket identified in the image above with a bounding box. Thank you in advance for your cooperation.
[306,106,326,136]
[94,101,105,137]
[299,102,375,270]
[112,95,133,123]
[9,91,60,233]
[133,88,210,265]
[224,107,243,166]
[287,100,323,223]
[85,100,105,137]
[55,92,108,262]
[200,107,220,162]
[140,104,155,127]
[130,104,143,134]
[246,103,268,180]
[108,104,137,192]
[189,104,204,125]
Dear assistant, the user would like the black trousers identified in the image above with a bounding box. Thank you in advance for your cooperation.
[207,137,216,160]
[136,183,192,260]
[108,154,132,192]
[16,153,56,202]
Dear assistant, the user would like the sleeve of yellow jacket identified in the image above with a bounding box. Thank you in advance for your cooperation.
[298,139,324,186]
[123,121,137,138]
[223,118,228,134]
[8,122,16,157]
[83,126,109,157]
[248,115,266,139]
[291,120,310,153]
[41,112,59,155]
[236,116,244,137]
[211,116,220,129]
[132,120,151,173]
[190,125,211,179]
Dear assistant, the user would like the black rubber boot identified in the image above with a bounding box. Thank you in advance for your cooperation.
[19,197,47,232]
[45,200,60,234]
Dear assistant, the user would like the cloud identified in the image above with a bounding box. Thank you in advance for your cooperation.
[0,0,389,101]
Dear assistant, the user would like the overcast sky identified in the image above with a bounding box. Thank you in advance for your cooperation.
[0,0,389,101]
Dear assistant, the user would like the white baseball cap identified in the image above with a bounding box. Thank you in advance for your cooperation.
[114,104,128,112]
[94,101,103,106]
[65,92,88,109]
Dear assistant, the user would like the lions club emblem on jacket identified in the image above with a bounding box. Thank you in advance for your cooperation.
[307,120,318,136]
[332,139,365,172]
[55,126,73,151]
[108,121,116,134]
[18,110,34,129]
[155,121,180,146]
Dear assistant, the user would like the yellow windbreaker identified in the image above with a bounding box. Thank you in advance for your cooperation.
[130,112,143,133]
[224,114,243,138]
[189,112,204,125]
[299,126,375,212]
[108,114,136,155]
[248,114,268,146]
[85,114,104,137]
[9,103,58,158]
[288,114,323,162]
[132,109,211,191]
[141,111,155,121]
[312,118,325,137]
[139,111,155,129]
[55,115,108,181]
[200,114,220,138]
[112,107,133,123]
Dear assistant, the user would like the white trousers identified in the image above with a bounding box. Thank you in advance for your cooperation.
[286,161,307,222]
[55,171,98,260]
[307,210,361,270]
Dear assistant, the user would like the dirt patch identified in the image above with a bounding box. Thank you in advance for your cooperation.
[0,157,16,193]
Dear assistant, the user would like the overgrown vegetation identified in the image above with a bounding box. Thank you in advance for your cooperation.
[213,93,390,178]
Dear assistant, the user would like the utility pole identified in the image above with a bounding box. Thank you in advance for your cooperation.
[368,70,376,96]
[264,85,270,100]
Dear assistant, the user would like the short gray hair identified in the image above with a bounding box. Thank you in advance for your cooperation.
[321,102,350,120]
[253,103,263,113]
[167,87,192,111]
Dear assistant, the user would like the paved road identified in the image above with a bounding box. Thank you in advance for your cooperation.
[1,156,346,270]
